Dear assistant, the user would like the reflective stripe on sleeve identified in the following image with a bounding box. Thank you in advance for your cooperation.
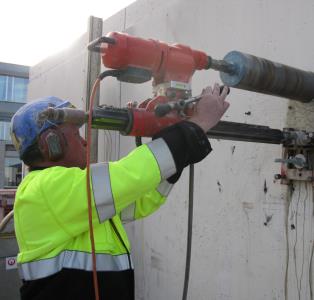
[18,250,133,281]
[120,203,136,223]
[157,181,173,197]
[147,138,177,180]
[90,163,116,223]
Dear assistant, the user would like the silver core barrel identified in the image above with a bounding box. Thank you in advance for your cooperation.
[218,51,314,103]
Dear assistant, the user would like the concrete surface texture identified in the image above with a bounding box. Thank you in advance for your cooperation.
[27,0,314,299]
[28,33,89,110]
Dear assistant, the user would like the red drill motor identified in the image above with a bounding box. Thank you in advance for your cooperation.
[84,32,229,137]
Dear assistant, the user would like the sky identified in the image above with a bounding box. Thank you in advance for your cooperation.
[0,0,136,66]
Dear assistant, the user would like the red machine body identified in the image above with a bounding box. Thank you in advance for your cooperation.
[97,32,210,136]
[129,110,180,136]
[126,95,195,137]
[101,32,209,85]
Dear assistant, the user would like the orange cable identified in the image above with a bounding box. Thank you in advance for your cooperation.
[86,78,101,300]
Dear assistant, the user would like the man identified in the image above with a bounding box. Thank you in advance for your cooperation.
[11,83,229,300]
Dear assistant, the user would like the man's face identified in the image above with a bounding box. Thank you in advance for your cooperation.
[59,123,87,169]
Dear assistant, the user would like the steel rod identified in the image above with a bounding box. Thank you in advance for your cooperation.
[208,121,284,144]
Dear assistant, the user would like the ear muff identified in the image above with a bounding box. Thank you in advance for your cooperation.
[38,128,67,161]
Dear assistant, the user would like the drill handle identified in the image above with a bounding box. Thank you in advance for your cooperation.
[154,86,230,117]
[154,95,202,118]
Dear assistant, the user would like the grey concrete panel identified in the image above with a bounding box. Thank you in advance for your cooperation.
[28,33,89,110]
[125,0,180,30]
[102,8,126,34]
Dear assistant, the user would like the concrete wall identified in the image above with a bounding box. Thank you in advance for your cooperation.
[27,0,314,299]
[101,1,314,299]
[28,33,89,110]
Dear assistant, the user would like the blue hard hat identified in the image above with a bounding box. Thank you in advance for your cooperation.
[10,96,72,158]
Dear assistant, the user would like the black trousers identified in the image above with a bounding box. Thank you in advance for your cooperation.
[20,269,135,300]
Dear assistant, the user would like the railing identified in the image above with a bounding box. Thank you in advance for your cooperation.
[0,189,16,235]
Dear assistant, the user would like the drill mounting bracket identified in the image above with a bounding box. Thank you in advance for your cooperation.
[274,129,314,184]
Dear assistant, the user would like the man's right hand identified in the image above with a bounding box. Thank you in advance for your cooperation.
[189,83,230,132]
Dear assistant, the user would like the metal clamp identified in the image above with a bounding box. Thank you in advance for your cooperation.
[274,154,307,169]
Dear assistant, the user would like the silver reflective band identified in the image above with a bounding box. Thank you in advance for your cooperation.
[18,250,133,280]
[147,138,177,180]
[157,181,173,197]
[91,163,116,223]
[121,203,136,223]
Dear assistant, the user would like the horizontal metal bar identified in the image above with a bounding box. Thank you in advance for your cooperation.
[207,121,284,144]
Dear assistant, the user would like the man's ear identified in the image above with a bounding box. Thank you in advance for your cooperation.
[38,129,67,161]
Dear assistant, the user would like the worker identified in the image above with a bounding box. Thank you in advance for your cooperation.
[10,83,229,300]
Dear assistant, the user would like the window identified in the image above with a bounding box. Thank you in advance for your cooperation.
[0,76,6,100]
[0,122,10,141]
[0,75,28,102]
[13,77,29,102]
[4,157,22,187]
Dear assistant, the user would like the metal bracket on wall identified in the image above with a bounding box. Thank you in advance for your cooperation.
[274,128,314,184]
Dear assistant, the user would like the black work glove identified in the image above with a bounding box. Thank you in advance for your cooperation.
[153,121,212,183]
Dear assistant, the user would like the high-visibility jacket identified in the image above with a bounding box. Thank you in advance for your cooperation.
[14,138,176,299]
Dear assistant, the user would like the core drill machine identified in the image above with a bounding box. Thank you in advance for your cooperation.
[40,32,314,300]
[42,31,314,146]
[41,31,314,187]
